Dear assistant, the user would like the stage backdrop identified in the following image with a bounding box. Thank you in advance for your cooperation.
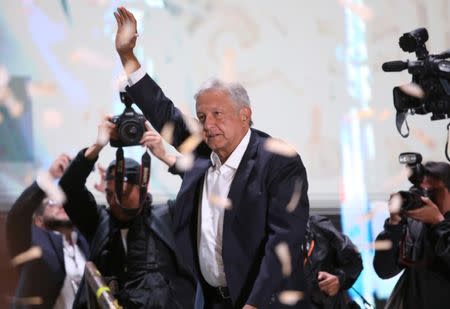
[1,0,449,306]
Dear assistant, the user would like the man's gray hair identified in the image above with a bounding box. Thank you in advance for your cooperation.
[194,78,253,125]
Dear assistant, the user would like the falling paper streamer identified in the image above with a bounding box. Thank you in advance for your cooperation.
[371,240,393,251]
[70,48,113,69]
[179,134,203,154]
[36,170,66,205]
[388,193,403,214]
[161,122,175,145]
[399,83,425,99]
[11,246,42,267]
[27,81,57,96]
[175,153,195,171]
[0,66,9,87]
[278,290,304,306]
[179,104,202,135]
[43,109,64,129]
[275,242,292,277]
[286,179,303,212]
[208,193,232,210]
[8,296,43,306]
[264,138,297,158]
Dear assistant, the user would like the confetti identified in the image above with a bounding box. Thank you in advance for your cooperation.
[286,179,303,212]
[0,65,10,87]
[372,240,393,251]
[399,83,425,99]
[278,290,304,305]
[11,246,42,267]
[388,193,403,214]
[264,138,297,157]
[161,122,175,145]
[43,109,63,129]
[175,153,195,171]
[178,134,203,154]
[275,242,292,277]
[27,81,57,96]
[7,296,43,306]
[69,47,113,69]
[36,170,66,205]
[208,193,232,210]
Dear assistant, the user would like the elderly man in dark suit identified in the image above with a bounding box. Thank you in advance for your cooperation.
[113,7,310,309]
[6,154,89,309]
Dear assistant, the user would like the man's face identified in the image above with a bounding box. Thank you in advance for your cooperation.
[196,90,250,161]
[105,179,141,221]
[421,175,450,212]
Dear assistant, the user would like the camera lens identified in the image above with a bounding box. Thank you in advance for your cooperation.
[119,119,144,145]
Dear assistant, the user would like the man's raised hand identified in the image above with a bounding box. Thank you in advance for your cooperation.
[114,7,138,56]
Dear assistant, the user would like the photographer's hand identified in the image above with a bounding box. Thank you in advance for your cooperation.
[317,271,340,297]
[85,115,117,160]
[49,154,71,179]
[406,197,445,225]
[114,7,141,75]
[388,193,402,225]
[140,121,176,167]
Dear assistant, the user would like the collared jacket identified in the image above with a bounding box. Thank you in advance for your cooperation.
[302,215,363,309]
[373,212,450,308]
[6,182,89,309]
[59,149,196,308]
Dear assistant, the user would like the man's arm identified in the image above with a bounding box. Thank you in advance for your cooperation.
[6,182,46,258]
[429,216,450,267]
[313,216,363,291]
[373,219,406,279]
[246,154,310,307]
[59,116,115,241]
[6,154,71,257]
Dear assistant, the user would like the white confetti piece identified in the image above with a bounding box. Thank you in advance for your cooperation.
[372,240,393,251]
[264,138,297,157]
[208,193,232,210]
[275,242,292,277]
[278,290,304,305]
[286,179,303,212]
[389,193,403,214]
[11,246,42,267]
[161,122,175,145]
[175,153,195,171]
[399,83,425,99]
[8,296,43,306]
[178,134,203,154]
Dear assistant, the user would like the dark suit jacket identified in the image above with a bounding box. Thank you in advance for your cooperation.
[59,149,196,308]
[6,182,89,309]
[127,74,310,308]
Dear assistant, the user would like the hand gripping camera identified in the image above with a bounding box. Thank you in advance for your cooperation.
[110,92,146,148]
[396,152,429,212]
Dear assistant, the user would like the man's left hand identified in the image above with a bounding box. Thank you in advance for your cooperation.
[405,197,445,225]
[318,271,340,297]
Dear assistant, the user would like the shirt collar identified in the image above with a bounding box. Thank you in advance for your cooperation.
[210,129,251,170]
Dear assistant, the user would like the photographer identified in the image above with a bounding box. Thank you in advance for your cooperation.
[300,215,363,309]
[373,161,450,308]
[6,154,89,309]
[58,116,196,308]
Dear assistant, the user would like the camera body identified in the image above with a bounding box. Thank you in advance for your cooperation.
[110,92,146,148]
[396,152,429,212]
[383,28,450,122]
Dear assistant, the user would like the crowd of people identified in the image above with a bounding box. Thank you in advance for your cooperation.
[5,5,450,309]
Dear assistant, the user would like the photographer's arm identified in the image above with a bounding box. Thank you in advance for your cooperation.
[59,116,115,241]
[429,215,450,266]
[6,154,71,257]
[373,219,406,279]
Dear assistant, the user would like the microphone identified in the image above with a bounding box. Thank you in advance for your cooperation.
[382,60,408,72]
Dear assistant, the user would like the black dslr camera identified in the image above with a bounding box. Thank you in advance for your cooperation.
[382,28,450,133]
[396,152,429,212]
[110,92,146,148]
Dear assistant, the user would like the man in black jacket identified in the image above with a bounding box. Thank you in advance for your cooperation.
[114,7,310,309]
[373,161,450,308]
[301,215,362,309]
[58,116,196,308]
[6,154,89,309]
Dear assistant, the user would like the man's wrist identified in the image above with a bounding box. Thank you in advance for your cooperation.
[431,214,445,225]
[119,51,141,75]
[85,144,104,160]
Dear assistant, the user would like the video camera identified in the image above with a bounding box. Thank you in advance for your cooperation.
[110,92,146,148]
[382,28,450,135]
[395,152,429,212]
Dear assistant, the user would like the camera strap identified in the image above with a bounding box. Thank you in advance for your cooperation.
[114,147,151,216]
[396,111,410,138]
[445,123,450,162]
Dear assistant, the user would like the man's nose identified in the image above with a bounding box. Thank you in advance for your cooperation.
[203,115,215,129]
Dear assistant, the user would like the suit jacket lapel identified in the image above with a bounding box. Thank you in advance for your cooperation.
[47,232,65,269]
[225,130,260,221]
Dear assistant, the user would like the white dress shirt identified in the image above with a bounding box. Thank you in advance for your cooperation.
[53,231,86,309]
[198,129,251,287]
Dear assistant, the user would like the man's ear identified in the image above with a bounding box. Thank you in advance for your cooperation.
[240,107,252,123]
